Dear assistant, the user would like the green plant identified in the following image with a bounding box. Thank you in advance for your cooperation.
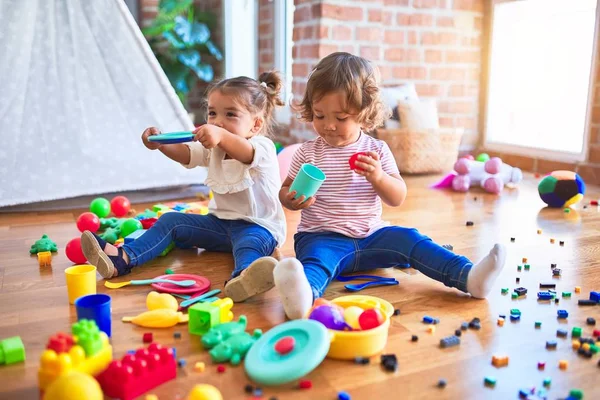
[143,0,223,107]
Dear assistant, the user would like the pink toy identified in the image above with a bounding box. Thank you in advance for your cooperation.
[432,156,523,194]
[76,212,100,233]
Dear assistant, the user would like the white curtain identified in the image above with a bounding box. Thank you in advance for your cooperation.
[0,0,207,207]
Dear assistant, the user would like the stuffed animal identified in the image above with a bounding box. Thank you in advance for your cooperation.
[432,156,523,194]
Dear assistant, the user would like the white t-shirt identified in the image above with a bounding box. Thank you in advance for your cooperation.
[182,136,286,246]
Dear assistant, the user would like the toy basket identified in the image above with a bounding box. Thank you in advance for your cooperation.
[374,127,464,174]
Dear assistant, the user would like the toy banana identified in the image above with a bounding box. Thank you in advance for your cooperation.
[122,309,189,328]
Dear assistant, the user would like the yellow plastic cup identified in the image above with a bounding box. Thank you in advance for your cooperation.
[65,265,97,304]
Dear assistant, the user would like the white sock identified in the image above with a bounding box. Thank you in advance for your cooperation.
[466,243,506,298]
[273,257,314,320]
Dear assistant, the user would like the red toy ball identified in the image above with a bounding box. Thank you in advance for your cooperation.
[76,212,101,233]
[358,308,384,330]
[111,196,131,218]
[349,152,369,171]
[65,237,87,264]
[463,154,474,160]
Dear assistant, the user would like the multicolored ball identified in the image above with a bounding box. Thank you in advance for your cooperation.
[538,171,585,208]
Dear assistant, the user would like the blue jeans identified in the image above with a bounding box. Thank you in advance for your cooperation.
[294,226,473,298]
[122,213,277,278]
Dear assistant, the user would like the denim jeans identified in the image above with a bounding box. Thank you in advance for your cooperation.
[122,212,277,278]
[294,226,473,298]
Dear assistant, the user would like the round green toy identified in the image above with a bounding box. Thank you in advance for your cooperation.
[475,153,490,162]
[244,319,330,385]
[90,198,111,218]
[120,218,143,238]
[538,170,585,208]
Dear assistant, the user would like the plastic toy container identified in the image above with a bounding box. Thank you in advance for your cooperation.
[319,295,394,360]
[289,163,326,200]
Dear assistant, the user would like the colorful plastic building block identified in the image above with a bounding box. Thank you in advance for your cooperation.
[587,317,596,326]
[216,364,226,373]
[546,340,557,350]
[522,257,528,263]
[538,292,553,300]
[38,321,112,390]
[212,297,234,323]
[72,320,103,357]
[501,288,509,294]
[427,325,436,333]
[140,217,158,229]
[590,291,600,302]
[124,229,146,244]
[538,362,545,370]
[540,283,556,289]
[152,204,170,213]
[558,359,568,370]
[535,321,542,328]
[524,264,530,270]
[423,316,439,324]
[159,241,175,257]
[572,327,582,338]
[578,299,597,305]
[143,333,153,343]
[497,318,505,327]
[201,315,248,348]
[569,389,584,399]
[439,335,460,348]
[491,355,508,367]
[557,310,569,319]
[484,376,497,387]
[552,268,562,276]
[557,329,568,338]
[0,336,25,365]
[30,234,58,254]
[97,343,176,400]
[575,286,581,293]
[37,251,52,267]
[46,333,74,354]
[190,303,222,336]
[381,354,397,372]
[209,330,262,365]
[517,265,522,271]
[194,361,205,372]
[572,340,581,350]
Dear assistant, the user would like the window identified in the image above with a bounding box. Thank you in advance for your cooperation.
[484,0,599,162]
[223,0,258,79]
[274,0,295,124]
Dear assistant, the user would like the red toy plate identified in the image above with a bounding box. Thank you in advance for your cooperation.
[151,274,210,295]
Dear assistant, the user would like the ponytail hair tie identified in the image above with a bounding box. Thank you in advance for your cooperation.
[260,82,268,88]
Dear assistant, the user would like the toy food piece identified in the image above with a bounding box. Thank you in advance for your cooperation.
[146,291,179,312]
[343,306,364,330]
[245,320,330,385]
[30,234,58,254]
[122,309,188,328]
[358,308,384,330]
[44,371,103,400]
[187,384,223,400]
[309,305,350,331]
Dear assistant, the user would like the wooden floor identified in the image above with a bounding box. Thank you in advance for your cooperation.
[1,174,599,400]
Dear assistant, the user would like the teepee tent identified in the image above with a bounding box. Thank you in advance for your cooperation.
[0,0,207,207]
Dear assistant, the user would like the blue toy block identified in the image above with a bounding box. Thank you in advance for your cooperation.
[124,229,146,244]
[423,316,439,324]
[510,314,520,321]
[439,335,460,348]
[590,291,600,303]
[538,292,553,300]
[557,310,569,319]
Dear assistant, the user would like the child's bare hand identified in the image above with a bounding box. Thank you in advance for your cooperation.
[282,190,316,211]
[193,125,223,149]
[142,127,162,150]
[354,151,384,183]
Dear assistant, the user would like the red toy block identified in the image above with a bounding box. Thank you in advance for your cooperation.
[96,343,176,400]
[299,379,312,389]
[143,333,153,343]
[46,332,74,354]
[593,329,600,337]
[537,361,545,370]
[141,218,158,229]
[217,364,226,373]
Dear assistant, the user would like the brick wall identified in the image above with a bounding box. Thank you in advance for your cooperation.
[259,0,275,73]
[289,0,484,143]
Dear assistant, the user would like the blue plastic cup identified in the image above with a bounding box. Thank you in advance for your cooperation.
[75,294,112,337]
[289,163,326,200]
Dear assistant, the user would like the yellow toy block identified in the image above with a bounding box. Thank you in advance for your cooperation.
[491,355,509,367]
[572,340,581,350]
[38,333,112,390]
[575,286,581,293]
[558,359,568,370]
[185,206,209,215]
[157,209,176,218]
[37,251,52,267]
[212,298,234,323]
[194,361,205,372]
[497,318,505,327]
[427,325,435,334]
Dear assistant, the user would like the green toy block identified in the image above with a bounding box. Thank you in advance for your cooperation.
[165,268,175,274]
[510,309,521,316]
[29,234,58,254]
[590,344,598,354]
[562,291,571,298]
[72,320,103,357]
[0,336,25,365]
[572,327,582,338]
[511,293,518,299]
[524,264,530,270]
[569,389,583,399]
[535,321,542,328]
[501,288,509,294]
[517,266,522,271]
[484,376,496,387]
[189,303,221,336]
[136,209,157,219]
[152,204,170,213]
[543,377,551,387]
[159,242,175,257]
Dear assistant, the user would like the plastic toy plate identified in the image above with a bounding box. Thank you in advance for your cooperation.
[151,274,210,295]
[244,319,330,386]
[147,132,194,144]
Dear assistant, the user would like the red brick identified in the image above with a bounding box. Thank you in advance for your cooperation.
[406,48,421,62]
[384,0,410,5]
[588,144,600,164]
[407,31,418,44]
[385,48,406,62]
[259,23,271,35]
[438,101,475,114]
[319,4,363,21]
[383,11,394,25]
[384,30,404,44]
[260,53,273,64]
[298,44,319,59]
[415,83,444,97]
[439,116,454,127]
[392,66,427,79]
[317,26,330,39]
[292,63,310,77]
[360,46,381,61]
[453,0,484,12]
[259,6,272,20]
[292,81,307,95]
[448,84,477,97]
[594,86,600,105]
[333,25,353,41]
[259,38,273,49]
[421,32,458,45]
[466,68,480,81]
[456,116,477,130]
[293,25,315,41]
[462,36,481,47]
[294,5,312,23]
[397,13,434,26]
[425,49,443,63]
[576,164,600,185]
[339,45,355,54]
[357,27,382,41]
[592,106,600,124]
[412,0,438,8]
[368,9,382,22]
[436,16,454,27]
[430,67,466,80]
[446,50,480,64]
[379,65,393,80]
[318,44,339,58]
